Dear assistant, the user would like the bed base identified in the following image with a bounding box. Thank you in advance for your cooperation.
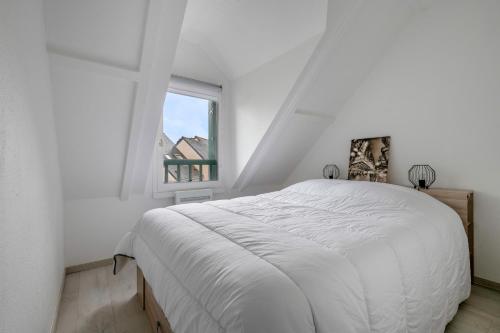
[137,267,173,333]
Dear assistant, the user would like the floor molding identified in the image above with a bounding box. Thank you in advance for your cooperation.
[50,270,66,333]
[473,276,500,292]
[65,258,114,275]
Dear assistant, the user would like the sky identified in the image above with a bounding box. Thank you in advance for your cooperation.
[163,92,209,142]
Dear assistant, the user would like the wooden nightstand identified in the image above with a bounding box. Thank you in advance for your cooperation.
[419,188,474,278]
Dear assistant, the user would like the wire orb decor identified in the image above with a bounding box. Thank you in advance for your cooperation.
[323,164,340,180]
[408,164,436,189]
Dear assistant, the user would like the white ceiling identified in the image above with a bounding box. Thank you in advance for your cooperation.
[181,0,328,79]
[45,0,149,70]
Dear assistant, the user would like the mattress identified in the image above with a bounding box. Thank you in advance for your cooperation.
[114,179,470,333]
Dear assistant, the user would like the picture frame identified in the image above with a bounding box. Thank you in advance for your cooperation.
[348,136,391,182]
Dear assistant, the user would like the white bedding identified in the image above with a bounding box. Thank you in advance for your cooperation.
[114,179,470,333]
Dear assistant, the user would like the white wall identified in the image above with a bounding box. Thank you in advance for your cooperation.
[63,186,238,266]
[230,36,320,181]
[288,0,500,283]
[0,0,64,332]
[64,195,169,266]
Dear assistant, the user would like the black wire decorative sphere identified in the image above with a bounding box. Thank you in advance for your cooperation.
[408,164,436,189]
[323,164,340,180]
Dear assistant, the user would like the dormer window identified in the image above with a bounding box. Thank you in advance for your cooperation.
[154,76,222,195]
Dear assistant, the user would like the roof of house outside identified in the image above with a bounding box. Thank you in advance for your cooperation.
[162,134,208,160]
[161,133,175,155]
[162,134,209,182]
[182,136,208,159]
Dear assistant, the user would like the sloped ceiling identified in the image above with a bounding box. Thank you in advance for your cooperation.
[45,0,430,199]
[45,0,187,199]
[181,0,327,79]
[230,36,321,181]
[45,0,148,71]
[172,38,228,86]
[45,0,328,200]
[50,66,136,198]
[235,0,427,189]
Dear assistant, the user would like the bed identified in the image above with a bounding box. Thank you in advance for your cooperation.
[114,179,471,333]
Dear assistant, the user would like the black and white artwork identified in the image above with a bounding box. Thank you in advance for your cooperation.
[348,136,391,183]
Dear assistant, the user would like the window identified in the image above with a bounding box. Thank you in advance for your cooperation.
[154,76,222,194]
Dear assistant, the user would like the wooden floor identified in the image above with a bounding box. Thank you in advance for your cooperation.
[55,262,500,333]
[55,262,152,333]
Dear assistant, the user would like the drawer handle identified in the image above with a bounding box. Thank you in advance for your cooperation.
[156,321,162,333]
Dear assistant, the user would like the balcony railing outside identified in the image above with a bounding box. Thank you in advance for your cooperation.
[164,159,217,183]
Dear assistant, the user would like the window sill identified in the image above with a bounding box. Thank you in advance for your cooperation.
[153,180,225,199]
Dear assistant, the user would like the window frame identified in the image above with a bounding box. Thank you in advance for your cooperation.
[153,76,224,198]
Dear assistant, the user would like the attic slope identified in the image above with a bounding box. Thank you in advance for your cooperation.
[45,0,187,200]
[230,36,322,182]
[181,0,327,80]
[234,0,423,189]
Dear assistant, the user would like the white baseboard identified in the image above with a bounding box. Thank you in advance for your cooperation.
[49,270,65,333]
[65,258,113,275]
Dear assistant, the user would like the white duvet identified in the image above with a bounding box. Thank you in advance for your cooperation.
[114,179,470,333]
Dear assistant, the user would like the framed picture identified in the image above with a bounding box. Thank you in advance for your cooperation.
[348,136,391,183]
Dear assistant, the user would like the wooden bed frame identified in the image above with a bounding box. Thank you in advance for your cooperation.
[137,267,173,333]
[136,188,474,333]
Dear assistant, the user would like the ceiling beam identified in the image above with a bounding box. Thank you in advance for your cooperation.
[119,0,187,200]
[47,45,140,82]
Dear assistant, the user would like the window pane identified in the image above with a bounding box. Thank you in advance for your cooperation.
[161,92,217,183]
[163,93,209,142]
